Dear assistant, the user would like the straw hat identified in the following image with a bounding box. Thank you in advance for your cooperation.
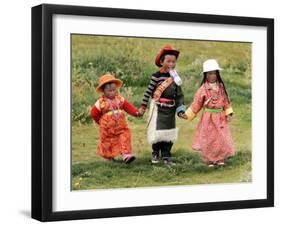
[95,74,123,93]
[155,44,180,67]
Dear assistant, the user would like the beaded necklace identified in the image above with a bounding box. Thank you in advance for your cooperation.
[107,97,121,119]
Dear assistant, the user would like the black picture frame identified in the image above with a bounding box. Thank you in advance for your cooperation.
[31,3,274,222]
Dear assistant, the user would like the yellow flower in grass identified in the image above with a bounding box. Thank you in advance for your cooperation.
[74,177,83,189]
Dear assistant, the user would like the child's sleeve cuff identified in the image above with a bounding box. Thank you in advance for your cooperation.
[176,105,186,114]
[225,106,234,116]
[185,107,197,121]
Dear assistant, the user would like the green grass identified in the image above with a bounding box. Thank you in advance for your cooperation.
[72,151,251,190]
[71,35,252,190]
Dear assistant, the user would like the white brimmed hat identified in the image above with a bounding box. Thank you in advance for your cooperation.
[203,59,223,73]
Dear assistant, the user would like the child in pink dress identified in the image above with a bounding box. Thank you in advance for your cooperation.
[185,59,235,167]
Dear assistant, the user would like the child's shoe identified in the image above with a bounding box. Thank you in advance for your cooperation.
[163,157,176,166]
[207,162,215,167]
[122,154,136,164]
[151,154,160,164]
[217,160,225,166]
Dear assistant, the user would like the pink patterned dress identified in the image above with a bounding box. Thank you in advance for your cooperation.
[185,82,235,163]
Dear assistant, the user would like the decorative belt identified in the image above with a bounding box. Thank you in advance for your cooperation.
[204,108,223,113]
[105,109,122,116]
[155,98,175,107]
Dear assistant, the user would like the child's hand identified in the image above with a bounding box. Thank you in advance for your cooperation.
[138,107,146,116]
[136,111,143,118]
[178,112,188,120]
[226,115,232,122]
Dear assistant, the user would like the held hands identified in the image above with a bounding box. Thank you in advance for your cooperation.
[178,112,188,120]
[136,111,143,117]
[137,106,146,117]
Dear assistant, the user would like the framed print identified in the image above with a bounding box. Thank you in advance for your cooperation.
[31,3,274,222]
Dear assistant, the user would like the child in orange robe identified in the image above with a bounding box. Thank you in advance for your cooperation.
[91,74,141,163]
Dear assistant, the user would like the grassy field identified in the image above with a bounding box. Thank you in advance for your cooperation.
[71,34,252,190]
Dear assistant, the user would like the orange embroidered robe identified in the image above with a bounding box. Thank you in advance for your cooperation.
[91,95,138,159]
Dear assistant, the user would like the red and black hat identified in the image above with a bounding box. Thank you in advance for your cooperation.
[155,44,180,67]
